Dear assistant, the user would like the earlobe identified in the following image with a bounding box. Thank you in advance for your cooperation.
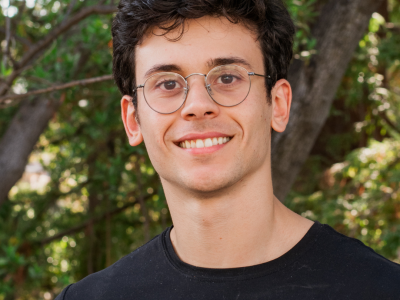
[271,79,292,133]
[121,95,143,146]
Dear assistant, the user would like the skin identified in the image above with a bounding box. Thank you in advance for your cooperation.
[121,16,314,268]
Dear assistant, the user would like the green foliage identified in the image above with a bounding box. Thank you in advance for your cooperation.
[288,139,400,262]
[0,1,171,298]
[286,0,318,59]
[289,0,400,264]
[0,0,399,298]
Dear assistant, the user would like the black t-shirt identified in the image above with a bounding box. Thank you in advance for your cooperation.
[56,221,400,299]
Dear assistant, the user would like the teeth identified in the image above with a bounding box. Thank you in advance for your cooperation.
[196,139,205,148]
[179,137,231,149]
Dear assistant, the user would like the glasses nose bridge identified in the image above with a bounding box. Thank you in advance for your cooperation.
[183,73,210,95]
[184,72,207,80]
[185,73,207,86]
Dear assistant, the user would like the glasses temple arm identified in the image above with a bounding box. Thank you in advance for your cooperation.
[131,85,145,103]
[133,84,144,92]
[248,72,271,79]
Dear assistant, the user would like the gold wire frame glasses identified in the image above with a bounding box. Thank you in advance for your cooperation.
[133,64,270,114]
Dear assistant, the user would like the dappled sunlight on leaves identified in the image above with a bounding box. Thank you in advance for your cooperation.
[289,139,400,263]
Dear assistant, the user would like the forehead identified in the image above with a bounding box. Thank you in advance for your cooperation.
[135,16,263,78]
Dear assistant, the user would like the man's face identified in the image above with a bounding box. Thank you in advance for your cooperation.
[123,17,280,195]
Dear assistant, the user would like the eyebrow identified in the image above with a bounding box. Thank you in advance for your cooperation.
[206,56,252,70]
[143,56,252,79]
[144,64,183,78]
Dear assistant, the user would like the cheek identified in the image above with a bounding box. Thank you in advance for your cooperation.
[247,103,271,163]
[239,97,271,167]
[239,91,271,135]
[141,121,166,150]
[141,124,167,173]
[139,101,175,155]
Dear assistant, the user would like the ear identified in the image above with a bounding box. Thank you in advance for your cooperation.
[271,79,292,132]
[121,95,143,146]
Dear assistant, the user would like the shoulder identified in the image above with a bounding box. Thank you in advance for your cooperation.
[315,223,400,296]
[56,231,166,300]
[318,223,400,270]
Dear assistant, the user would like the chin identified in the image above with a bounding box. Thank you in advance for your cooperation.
[180,169,242,195]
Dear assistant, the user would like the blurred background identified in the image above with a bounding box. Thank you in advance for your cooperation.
[0,0,399,298]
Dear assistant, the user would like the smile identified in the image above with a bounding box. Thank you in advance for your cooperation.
[178,137,232,149]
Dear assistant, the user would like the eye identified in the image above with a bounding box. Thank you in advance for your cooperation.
[163,81,177,90]
[216,74,240,85]
[221,75,234,84]
[156,80,182,91]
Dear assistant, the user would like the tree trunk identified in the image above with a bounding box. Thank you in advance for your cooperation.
[0,5,117,207]
[271,0,384,201]
[0,0,384,207]
[0,96,61,205]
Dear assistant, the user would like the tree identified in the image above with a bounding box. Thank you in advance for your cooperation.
[0,0,384,206]
[271,0,384,201]
[287,0,400,263]
[0,2,116,206]
[1,0,398,297]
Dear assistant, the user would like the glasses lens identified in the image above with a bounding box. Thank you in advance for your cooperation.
[143,72,186,113]
[206,65,250,106]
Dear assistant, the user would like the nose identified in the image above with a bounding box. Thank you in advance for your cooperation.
[180,74,220,120]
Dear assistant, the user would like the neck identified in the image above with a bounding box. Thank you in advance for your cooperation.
[162,162,313,269]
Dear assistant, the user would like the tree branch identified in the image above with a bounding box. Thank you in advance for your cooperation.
[0,28,32,47]
[379,111,400,135]
[64,0,79,20]
[4,48,19,69]
[3,14,11,68]
[0,74,113,104]
[38,200,140,247]
[0,96,63,207]
[271,0,384,201]
[0,4,117,96]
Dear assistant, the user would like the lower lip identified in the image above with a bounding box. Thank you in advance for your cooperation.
[179,140,230,154]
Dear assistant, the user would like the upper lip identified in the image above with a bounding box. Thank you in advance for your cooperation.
[174,132,232,143]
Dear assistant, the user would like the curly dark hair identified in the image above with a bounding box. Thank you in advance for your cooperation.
[112,0,295,109]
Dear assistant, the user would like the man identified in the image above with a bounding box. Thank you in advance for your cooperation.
[56,0,400,299]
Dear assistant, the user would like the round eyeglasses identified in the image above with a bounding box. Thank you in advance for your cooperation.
[133,64,270,114]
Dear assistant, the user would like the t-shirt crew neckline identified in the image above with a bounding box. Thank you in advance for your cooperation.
[161,220,323,281]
